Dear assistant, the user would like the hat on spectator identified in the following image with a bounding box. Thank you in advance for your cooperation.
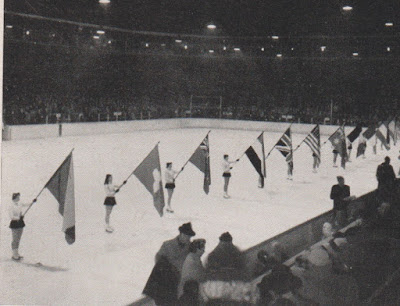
[219,232,233,242]
[179,222,196,236]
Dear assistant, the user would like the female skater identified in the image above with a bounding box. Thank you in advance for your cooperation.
[165,162,178,213]
[9,193,34,260]
[104,174,120,233]
[222,154,237,198]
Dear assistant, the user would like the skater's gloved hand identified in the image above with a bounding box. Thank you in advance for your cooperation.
[181,167,185,171]
[115,189,120,193]
[123,180,127,185]
[32,199,37,203]
[236,159,240,162]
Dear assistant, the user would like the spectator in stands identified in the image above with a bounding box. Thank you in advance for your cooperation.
[178,239,206,297]
[143,222,195,305]
[253,249,280,277]
[322,222,334,239]
[330,176,355,227]
[206,232,244,280]
[376,156,396,203]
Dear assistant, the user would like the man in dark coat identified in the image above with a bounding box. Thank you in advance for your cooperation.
[376,156,396,202]
[206,232,245,280]
[330,176,352,227]
[143,222,195,305]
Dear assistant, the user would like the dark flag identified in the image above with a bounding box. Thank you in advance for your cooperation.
[304,125,321,165]
[376,128,390,150]
[385,119,396,145]
[245,132,267,188]
[275,127,293,164]
[347,124,362,143]
[133,144,165,217]
[45,151,75,244]
[363,124,376,140]
[189,134,211,194]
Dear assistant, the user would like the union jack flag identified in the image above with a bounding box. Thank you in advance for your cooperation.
[275,127,293,163]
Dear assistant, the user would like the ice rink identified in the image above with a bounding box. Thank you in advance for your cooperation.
[1,127,398,305]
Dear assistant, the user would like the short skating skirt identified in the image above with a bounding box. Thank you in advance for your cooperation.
[9,217,25,229]
[104,196,117,206]
[223,172,231,178]
[165,183,176,189]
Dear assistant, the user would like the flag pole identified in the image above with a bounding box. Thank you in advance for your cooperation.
[118,142,160,191]
[174,130,211,180]
[23,148,75,217]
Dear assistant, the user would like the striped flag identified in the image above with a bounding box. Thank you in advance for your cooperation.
[275,127,293,163]
[363,124,376,140]
[347,124,362,143]
[376,126,390,150]
[245,132,267,188]
[133,144,165,217]
[45,151,75,244]
[189,134,211,194]
[304,125,321,165]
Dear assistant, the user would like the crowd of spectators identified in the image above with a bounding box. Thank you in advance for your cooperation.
[3,91,393,127]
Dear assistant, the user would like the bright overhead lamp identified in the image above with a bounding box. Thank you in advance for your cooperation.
[93,35,100,39]
[6,25,13,29]
[272,36,279,40]
[234,47,240,51]
[145,43,149,47]
[342,6,353,11]
[223,46,227,51]
[385,22,394,27]
[352,52,358,56]
[387,47,391,52]
[276,53,282,58]
[321,46,326,52]
[175,39,182,43]
[207,24,217,30]
[184,45,188,50]
[26,30,30,35]
[99,0,111,4]
[97,30,105,34]
[261,47,265,51]
[209,50,214,53]
[108,40,112,44]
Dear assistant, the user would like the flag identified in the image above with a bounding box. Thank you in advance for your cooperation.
[245,132,266,188]
[347,124,362,143]
[304,125,321,165]
[275,127,293,163]
[133,144,165,217]
[45,151,75,244]
[328,126,347,168]
[385,119,396,145]
[363,124,376,140]
[376,128,390,150]
[189,134,211,194]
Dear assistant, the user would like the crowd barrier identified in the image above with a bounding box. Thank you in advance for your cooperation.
[130,186,380,305]
[3,118,355,140]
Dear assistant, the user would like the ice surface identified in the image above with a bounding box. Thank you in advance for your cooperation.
[1,128,398,304]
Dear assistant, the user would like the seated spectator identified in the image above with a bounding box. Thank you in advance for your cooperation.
[177,280,200,306]
[178,239,206,298]
[206,232,245,280]
[253,249,279,277]
[269,241,289,263]
[322,222,335,239]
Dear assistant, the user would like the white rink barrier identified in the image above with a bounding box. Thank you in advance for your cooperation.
[4,119,355,140]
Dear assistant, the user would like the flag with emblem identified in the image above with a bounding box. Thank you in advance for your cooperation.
[189,133,211,194]
[245,132,266,188]
[133,143,165,216]
[275,127,293,164]
[304,125,321,166]
[45,150,75,244]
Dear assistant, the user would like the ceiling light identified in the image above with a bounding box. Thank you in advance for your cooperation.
[272,36,279,40]
[97,30,105,34]
[161,43,166,47]
[145,43,149,47]
[6,25,13,29]
[175,39,182,43]
[223,46,227,51]
[207,24,216,30]
[342,6,353,11]
[291,47,294,51]
[261,47,265,51]
[234,47,240,51]
[321,46,326,52]
[108,40,112,44]
[352,52,358,56]
[26,30,30,35]
[385,22,394,27]
[276,53,282,58]
[99,0,111,3]
[93,35,100,39]
[387,47,391,52]
[184,45,188,50]
[209,50,214,53]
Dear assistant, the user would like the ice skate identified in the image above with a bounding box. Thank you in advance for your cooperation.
[223,192,230,199]
[105,224,114,233]
[166,208,174,213]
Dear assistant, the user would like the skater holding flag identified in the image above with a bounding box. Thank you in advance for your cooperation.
[104,174,123,233]
[222,154,238,198]
[164,162,179,213]
[9,193,36,260]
